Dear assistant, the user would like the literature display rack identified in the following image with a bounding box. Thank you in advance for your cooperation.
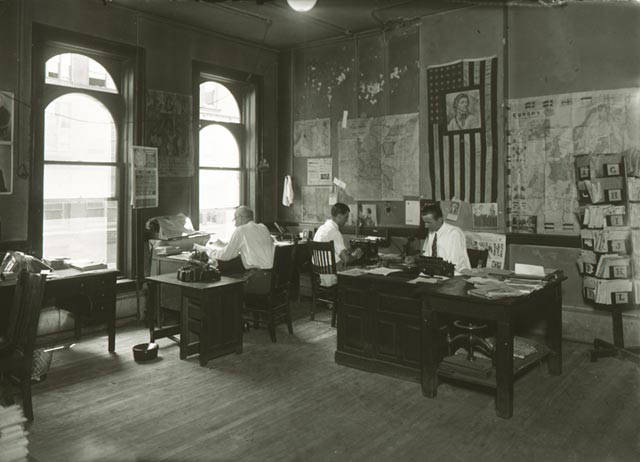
[575,151,640,364]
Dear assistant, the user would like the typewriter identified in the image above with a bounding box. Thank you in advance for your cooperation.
[349,238,380,264]
[415,256,455,277]
[177,250,221,283]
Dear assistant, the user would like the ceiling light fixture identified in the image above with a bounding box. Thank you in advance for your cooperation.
[286,0,317,13]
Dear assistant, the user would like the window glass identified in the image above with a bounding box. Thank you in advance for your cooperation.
[45,53,118,93]
[45,93,117,162]
[199,124,240,168]
[199,170,240,236]
[199,81,240,123]
[43,165,118,268]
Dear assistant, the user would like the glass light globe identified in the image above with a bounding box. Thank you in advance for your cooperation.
[286,0,317,12]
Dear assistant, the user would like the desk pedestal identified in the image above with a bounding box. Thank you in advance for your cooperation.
[146,275,244,366]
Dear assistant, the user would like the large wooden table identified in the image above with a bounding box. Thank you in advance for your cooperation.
[145,273,244,366]
[336,270,564,418]
[0,268,118,352]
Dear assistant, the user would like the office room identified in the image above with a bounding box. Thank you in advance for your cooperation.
[0,0,639,460]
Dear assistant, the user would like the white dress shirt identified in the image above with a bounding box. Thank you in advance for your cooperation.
[313,219,346,287]
[210,221,274,270]
[313,219,346,262]
[422,221,470,272]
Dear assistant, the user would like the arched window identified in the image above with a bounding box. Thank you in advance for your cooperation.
[197,79,246,237]
[37,50,123,269]
[199,81,240,123]
[45,53,118,93]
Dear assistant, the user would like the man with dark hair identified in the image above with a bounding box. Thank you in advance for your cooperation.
[314,202,363,270]
[421,202,470,272]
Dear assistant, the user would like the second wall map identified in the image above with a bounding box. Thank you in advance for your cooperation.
[338,112,419,200]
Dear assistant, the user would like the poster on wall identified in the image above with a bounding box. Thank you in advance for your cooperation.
[130,146,158,209]
[0,91,14,194]
[472,202,498,229]
[465,231,506,269]
[145,90,194,178]
[307,158,332,185]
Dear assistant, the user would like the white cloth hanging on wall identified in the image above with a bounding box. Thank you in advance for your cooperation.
[282,175,294,207]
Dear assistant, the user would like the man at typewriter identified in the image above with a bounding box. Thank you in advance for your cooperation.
[196,206,274,294]
[314,202,363,269]
[421,202,470,272]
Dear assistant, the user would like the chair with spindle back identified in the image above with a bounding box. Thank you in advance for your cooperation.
[0,270,47,420]
[308,240,339,327]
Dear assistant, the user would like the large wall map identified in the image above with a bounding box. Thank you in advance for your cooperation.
[338,112,419,200]
[507,88,640,234]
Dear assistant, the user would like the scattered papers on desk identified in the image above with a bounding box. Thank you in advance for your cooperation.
[338,268,368,276]
[407,276,440,284]
[422,273,449,280]
[67,260,108,272]
[467,277,543,299]
[364,267,403,276]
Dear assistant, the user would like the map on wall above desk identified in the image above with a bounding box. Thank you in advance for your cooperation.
[293,118,331,158]
[507,88,640,234]
[338,112,419,200]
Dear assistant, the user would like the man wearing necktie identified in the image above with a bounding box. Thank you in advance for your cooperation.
[421,202,470,273]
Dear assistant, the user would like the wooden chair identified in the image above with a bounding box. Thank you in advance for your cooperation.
[308,240,338,327]
[0,270,47,421]
[244,243,296,343]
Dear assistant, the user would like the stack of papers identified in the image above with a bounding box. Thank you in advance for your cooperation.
[0,405,29,462]
[68,260,108,272]
[594,254,630,279]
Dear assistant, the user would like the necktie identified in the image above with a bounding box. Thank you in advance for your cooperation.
[431,232,438,257]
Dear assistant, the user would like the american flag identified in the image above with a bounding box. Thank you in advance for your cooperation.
[427,57,498,203]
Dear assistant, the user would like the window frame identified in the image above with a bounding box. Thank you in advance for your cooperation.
[193,61,262,231]
[31,25,143,277]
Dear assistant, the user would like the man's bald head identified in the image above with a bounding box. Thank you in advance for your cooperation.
[234,206,254,226]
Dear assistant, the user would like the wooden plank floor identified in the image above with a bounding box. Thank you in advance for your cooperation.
[19,302,640,462]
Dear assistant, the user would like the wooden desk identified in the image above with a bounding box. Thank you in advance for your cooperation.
[0,269,118,352]
[145,273,244,366]
[336,271,564,419]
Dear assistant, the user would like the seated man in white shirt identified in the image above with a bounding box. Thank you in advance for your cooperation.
[197,205,275,294]
[313,203,363,286]
[421,202,470,273]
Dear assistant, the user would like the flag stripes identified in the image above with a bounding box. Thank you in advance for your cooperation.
[427,57,498,203]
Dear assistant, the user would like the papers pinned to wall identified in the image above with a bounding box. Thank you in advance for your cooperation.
[307,158,332,186]
[130,146,158,209]
[405,200,420,226]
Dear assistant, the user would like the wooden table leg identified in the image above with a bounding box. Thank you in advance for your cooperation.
[546,285,563,375]
[107,292,116,353]
[421,304,440,398]
[148,281,158,343]
[179,292,188,360]
[495,319,514,419]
